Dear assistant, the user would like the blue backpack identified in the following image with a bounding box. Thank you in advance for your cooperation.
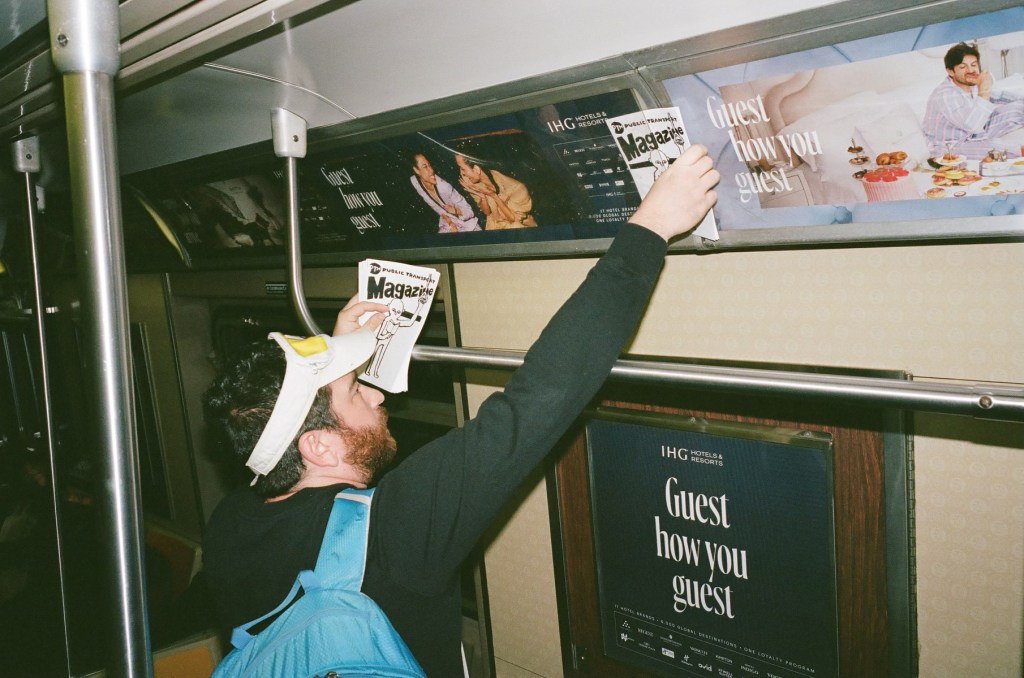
[211,488,426,677]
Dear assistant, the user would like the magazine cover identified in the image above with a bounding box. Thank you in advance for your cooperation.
[357,259,440,393]
[605,106,720,240]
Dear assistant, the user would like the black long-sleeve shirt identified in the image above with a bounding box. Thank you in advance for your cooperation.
[203,222,668,676]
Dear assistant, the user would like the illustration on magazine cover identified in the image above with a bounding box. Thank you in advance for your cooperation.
[358,259,440,393]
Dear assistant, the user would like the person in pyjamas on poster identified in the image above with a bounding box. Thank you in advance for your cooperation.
[408,152,481,233]
[922,41,1024,160]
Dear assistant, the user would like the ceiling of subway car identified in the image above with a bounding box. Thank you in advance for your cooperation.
[0,0,860,179]
[0,1,45,49]
[0,2,354,159]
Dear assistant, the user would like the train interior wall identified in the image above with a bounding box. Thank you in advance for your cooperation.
[131,235,1024,678]
[454,245,1023,678]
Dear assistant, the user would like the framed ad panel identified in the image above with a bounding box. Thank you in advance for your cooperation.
[642,0,1024,250]
[586,409,837,678]
[121,0,1024,270]
[122,72,670,269]
[552,367,915,678]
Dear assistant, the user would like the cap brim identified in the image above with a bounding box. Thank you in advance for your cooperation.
[245,330,377,478]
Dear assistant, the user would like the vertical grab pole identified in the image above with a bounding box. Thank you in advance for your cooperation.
[272,108,323,336]
[46,2,153,677]
[12,137,73,677]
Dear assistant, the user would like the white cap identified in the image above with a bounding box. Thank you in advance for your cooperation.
[245,330,376,478]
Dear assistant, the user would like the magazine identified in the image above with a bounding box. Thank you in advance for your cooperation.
[357,259,440,393]
[605,106,719,240]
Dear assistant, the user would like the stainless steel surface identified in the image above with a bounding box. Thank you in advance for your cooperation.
[411,345,1024,423]
[119,0,197,38]
[0,0,341,140]
[0,0,1018,142]
[118,0,339,90]
[0,1,45,51]
[119,0,265,67]
[46,0,120,74]
[64,69,152,678]
[275,107,322,336]
[11,136,40,173]
[284,155,323,336]
[15,137,72,676]
[56,0,152,668]
[635,0,1020,74]
[112,0,1022,178]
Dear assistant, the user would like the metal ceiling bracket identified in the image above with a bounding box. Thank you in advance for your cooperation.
[272,107,308,159]
[11,137,41,173]
[47,0,120,74]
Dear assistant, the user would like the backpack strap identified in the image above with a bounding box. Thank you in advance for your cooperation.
[229,572,312,649]
[313,486,375,590]
[228,486,375,650]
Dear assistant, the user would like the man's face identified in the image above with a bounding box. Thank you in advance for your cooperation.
[947,55,981,90]
[329,372,397,480]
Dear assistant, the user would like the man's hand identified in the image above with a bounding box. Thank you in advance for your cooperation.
[333,297,390,335]
[978,71,993,100]
[628,144,719,242]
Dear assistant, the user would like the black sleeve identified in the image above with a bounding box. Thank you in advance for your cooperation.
[372,222,668,592]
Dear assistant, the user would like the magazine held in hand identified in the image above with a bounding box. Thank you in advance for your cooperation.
[605,106,719,240]
[357,259,440,393]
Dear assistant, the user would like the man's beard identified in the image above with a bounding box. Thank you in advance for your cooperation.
[343,408,397,484]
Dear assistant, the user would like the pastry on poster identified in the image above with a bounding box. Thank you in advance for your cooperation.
[931,167,981,186]
[875,150,908,166]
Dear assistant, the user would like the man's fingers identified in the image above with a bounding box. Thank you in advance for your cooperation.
[678,143,709,165]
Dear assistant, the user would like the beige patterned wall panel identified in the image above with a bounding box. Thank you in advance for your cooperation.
[494,657,551,678]
[454,240,1024,678]
[913,414,1024,678]
[468,382,564,678]
[457,242,1024,382]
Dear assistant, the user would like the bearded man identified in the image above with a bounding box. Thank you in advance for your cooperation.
[201,144,719,676]
[921,41,1024,160]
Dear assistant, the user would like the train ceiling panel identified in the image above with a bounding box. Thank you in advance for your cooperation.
[0,0,345,142]
[0,0,876,174]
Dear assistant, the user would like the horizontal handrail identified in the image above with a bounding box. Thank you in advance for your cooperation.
[411,345,1024,423]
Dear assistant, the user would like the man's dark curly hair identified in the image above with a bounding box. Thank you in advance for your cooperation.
[203,340,344,498]
[944,42,980,71]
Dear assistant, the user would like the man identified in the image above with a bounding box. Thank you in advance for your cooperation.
[921,41,1024,160]
[409,152,481,233]
[202,145,719,676]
